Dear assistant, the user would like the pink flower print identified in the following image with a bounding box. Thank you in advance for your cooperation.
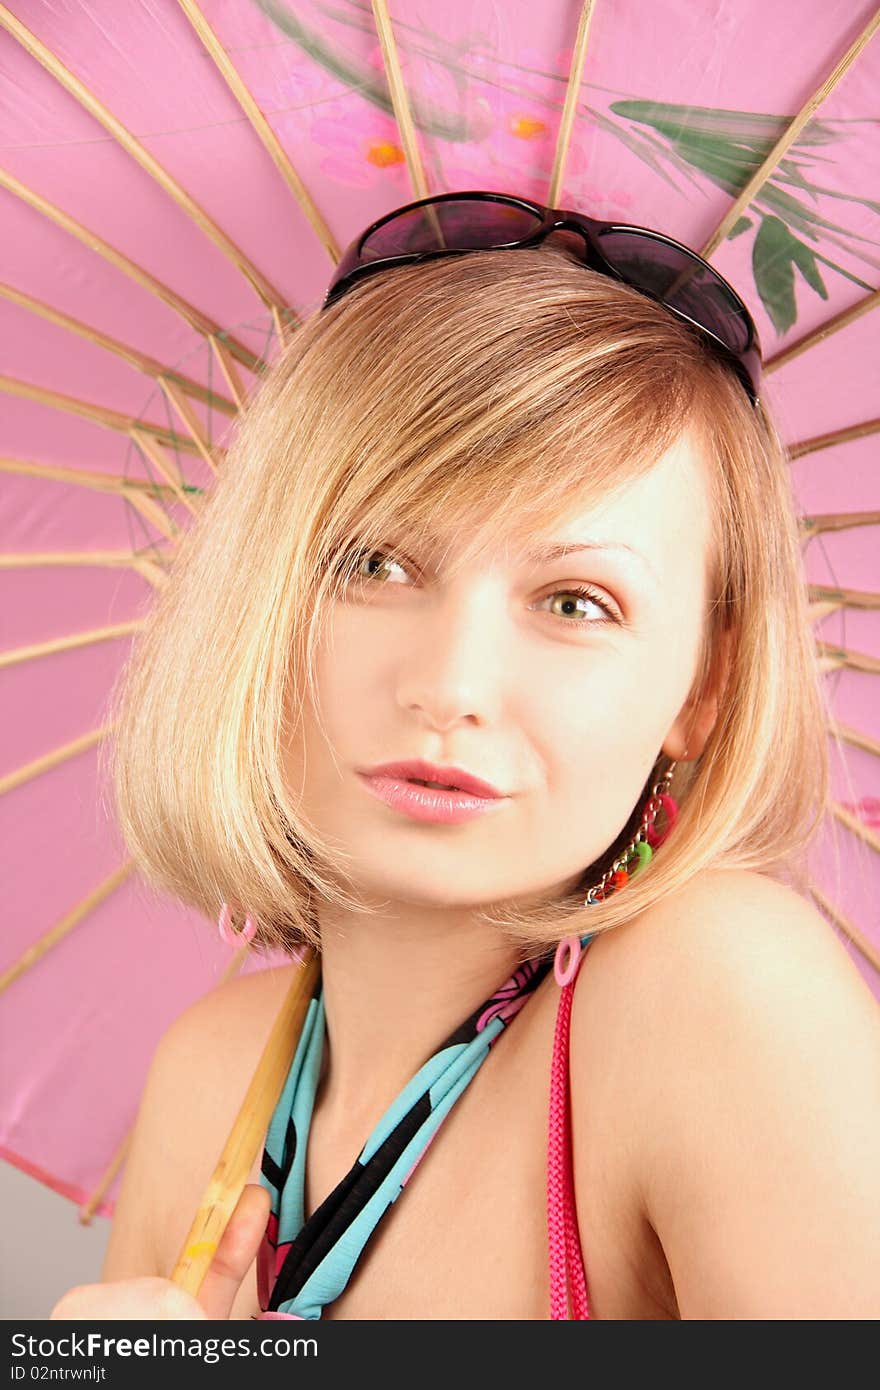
[839,796,880,829]
[577,183,636,218]
[253,53,339,113]
[437,74,593,207]
[366,41,408,80]
[439,40,637,215]
[309,104,411,190]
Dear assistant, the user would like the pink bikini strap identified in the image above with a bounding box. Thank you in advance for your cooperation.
[547,947,592,1319]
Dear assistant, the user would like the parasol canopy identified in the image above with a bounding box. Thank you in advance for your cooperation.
[1,0,878,1239]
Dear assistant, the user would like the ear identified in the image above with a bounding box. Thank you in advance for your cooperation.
[662,625,734,764]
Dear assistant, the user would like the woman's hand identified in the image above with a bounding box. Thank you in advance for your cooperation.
[49,1183,271,1321]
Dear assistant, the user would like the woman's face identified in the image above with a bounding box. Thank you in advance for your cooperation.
[283,427,719,911]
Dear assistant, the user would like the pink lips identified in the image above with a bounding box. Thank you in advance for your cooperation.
[357,759,507,825]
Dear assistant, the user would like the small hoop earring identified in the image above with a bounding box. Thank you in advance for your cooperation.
[553,750,687,987]
[218,901,257,947]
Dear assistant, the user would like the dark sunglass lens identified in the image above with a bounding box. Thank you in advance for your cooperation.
[359,198,544,260]
[595,230,751,354]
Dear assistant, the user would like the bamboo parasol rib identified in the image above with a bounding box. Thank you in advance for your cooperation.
[128,431,204,521]
[128,556,170,589]
[0,727,108,799]
[765,288,880,373]
[0,456,191,542]
[809,583,880,608]
[0,456,194,504]
[157,380,221,473]
[831,801,880,855]
[800,510,880,540]
[811,883,880,975]
[171,948,321,1297]
[0,4,289,316]
[0,551,171,591]
[815,641,880,676]
[1,365,222,510]
[78,1132,132,1229]
[547,0,597,207]
[0,862,137,996]
[270,303,295,353]
[79,945,253,1226]
[808,587,880,624]
[209,337,248,411]
[699,7,880,260]
[0,167,267,377]
[5,541,166,577]
[0,374,202,455]
[0,621,146,674]
[371,0,429,201]
[828,719,880,761]
[176,0,340,265]
[788,418,880,461]
[0,281,237,418]
[115,491,181,545]
[0,551,139,571]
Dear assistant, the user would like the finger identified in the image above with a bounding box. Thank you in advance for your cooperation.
[196,1184,272,1320]
[51,1277,205,1321]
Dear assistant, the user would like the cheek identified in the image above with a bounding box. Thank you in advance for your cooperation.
[286,608,374,784]
[521,653,631,749]
[522,645,688,800]
[310,608,373,726]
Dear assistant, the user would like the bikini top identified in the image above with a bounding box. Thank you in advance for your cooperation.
[255,935,595,1321]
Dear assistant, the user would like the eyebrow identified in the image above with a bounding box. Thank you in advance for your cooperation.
[521,540,655,578]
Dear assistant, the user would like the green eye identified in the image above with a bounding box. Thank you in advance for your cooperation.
[335,545,411,589]
[353,547,409,583]
[337,548,620,627]
[541,586,619,626]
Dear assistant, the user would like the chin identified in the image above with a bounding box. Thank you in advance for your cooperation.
[353,865,521,910]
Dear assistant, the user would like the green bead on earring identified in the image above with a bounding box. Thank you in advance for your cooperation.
[554,751,686,987]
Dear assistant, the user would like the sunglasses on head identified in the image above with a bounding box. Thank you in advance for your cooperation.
[323,190,763,407]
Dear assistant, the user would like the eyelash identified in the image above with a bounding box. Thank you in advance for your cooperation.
[337,547,621,627]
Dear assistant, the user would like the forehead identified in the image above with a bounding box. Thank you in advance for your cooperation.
[535,428,712,564]
[430,428,715,582]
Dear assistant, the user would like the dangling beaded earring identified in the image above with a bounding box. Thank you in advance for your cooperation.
[553,752,687,987]
[218,901,258,947]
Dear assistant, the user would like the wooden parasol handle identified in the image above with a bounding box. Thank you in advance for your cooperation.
[170,945,321,1296]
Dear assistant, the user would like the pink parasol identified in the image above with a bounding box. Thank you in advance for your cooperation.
[1,0,878,1243]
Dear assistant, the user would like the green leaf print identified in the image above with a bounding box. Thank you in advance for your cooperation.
[608,98,878,328]
[729,216,753,239]
[752,216,828,334]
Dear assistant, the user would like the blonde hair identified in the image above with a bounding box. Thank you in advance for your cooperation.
[101,245,831,961]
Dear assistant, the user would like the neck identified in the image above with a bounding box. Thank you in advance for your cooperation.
[311,900,533,1139]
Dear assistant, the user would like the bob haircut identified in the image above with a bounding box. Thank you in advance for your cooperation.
[102,244,834,962]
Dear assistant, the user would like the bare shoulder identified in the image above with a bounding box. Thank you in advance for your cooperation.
[593,864,861,972]
[574,867,876,1046]
[571,867,880,1317]
[161,958,301,1060]
[102,960,299,1282]
[574,865,880,1140]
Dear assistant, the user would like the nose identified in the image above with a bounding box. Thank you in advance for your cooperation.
[396,579,506,733]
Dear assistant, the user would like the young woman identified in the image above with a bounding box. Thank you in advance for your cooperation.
[51,193,880,1321]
